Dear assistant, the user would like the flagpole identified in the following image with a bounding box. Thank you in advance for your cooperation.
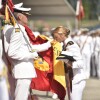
[75,17,79,29]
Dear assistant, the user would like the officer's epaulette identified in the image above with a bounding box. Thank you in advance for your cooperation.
[67,41,74,46]
[15,28,20,33]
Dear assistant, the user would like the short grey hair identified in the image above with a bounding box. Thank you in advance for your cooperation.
[13,12,22,20]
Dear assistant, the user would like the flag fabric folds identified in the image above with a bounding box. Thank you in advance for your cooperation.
[52,42,66,89]
[0,0,14,14]
[0,0,14,25]
[7,0,14,12]
[76,0,85,20]
[24,25,66,100]
[2,0,14,11]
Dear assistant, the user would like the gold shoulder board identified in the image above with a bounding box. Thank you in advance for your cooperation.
[67,41,74,46]
[15,28,20,33]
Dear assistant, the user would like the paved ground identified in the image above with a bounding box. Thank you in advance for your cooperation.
[32,78,100,100]
[82,78,100,100]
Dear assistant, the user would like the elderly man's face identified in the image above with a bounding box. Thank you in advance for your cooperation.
[19,13,28,25]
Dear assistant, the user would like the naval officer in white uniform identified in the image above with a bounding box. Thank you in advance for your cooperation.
[2,3,51,100]
[52,26,86,100]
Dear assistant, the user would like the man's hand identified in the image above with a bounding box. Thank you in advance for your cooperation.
[31,52,39,59]
[50,39,57,45]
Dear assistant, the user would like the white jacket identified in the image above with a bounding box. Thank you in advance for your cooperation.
[2,24,51,79]
[63,37,86,84]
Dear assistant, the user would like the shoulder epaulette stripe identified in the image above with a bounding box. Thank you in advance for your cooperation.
[15,28,20,33]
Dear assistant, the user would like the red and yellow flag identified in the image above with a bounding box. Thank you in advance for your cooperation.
[24,25,66,100]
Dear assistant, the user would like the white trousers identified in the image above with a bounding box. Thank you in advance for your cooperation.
[0,78,9,100]
[82,53,91,79]
[70,80,86,100]
[15,79,31,100]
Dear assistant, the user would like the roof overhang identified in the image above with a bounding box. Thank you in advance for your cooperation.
[13,0,76,20]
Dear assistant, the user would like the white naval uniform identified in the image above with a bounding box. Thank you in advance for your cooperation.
[0,39,9,100]
[2,24,51,100]
[62,37,86,100]
[78,35,92,79]
[90,36,97,77]
[96,36,100,79]
[91,36,100,78]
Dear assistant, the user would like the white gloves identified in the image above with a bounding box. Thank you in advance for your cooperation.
[31,52,38,59]
[46,41,51,48]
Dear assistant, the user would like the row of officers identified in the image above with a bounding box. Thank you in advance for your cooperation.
[72,28,100,79]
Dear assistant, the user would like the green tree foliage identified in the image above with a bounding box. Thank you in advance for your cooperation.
[89,0,98,19]
[83,0,90,19]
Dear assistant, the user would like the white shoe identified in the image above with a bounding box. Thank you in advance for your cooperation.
[52,93,58,99]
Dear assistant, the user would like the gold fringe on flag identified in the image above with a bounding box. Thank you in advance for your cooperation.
[4,4,16,26]
[5,4,10,24]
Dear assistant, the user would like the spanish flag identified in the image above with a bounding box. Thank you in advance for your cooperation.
[76,0,85,20]
[24,25,66,100]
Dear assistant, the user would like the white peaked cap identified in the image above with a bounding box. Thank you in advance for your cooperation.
[14,7,31,12]
[80,28,89,33]
[14,2,23,8]
[13,2,31,12]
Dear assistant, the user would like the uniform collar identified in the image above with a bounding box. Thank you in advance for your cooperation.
[15,24,25,30]
[63,36,72,45]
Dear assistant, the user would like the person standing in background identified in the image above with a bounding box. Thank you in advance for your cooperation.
[78,29,92,79]
[0,39,9,100]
